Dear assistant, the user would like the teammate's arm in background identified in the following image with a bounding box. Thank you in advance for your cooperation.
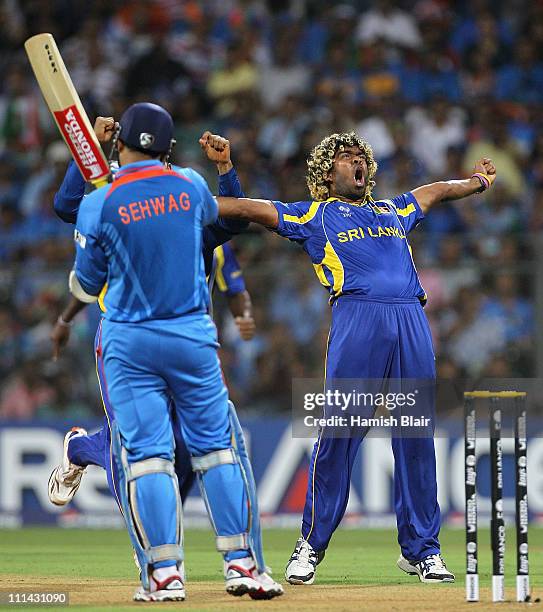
[199,131,250,249]
[412,157,497,214]
[50,117,115,357]
[215,244,255,341]
[200,130,234,177]
[198,134,255,340]
[53,116,116,223]
[51,194,109,358]
[230,291,255,340]
[199,131,279,228]
[50,296,87,360]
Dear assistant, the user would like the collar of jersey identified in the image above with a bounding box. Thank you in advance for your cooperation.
[325,196,372,207]
[115,159,163,179]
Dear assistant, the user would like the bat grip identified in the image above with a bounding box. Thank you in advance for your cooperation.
[91,177,110,189]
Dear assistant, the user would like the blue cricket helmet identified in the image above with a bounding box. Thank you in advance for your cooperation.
[118,102,174,154]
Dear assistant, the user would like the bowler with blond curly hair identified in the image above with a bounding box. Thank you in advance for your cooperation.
[200,129,496,586]
[306,131,378,202]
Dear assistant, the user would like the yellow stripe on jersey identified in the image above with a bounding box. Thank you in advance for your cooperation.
[395,203,416,217]
[214,245,227,292]
[313,262,331,287]
[283,200,322,224]
[98,283,108,312]
[320,240,344,295]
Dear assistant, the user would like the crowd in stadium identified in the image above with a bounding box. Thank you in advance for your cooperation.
[0,0,540,417]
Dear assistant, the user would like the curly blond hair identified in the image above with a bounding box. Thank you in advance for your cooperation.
[306,132,377,201]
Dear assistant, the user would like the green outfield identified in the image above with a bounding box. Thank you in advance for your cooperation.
[0,527,541,611]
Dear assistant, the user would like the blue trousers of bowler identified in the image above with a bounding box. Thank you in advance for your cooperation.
[302,296,441,561]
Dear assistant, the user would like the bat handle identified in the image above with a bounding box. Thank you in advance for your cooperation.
[91,177,110,189]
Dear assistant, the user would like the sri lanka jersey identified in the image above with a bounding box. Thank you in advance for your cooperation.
[272,193,426,304]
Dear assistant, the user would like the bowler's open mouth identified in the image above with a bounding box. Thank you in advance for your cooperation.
[354,167,365,188]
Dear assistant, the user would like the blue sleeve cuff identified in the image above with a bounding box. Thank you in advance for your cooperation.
[225,282,245,297]
[406,191,425,221]
[271,201,285,234]
[218,167,245,198]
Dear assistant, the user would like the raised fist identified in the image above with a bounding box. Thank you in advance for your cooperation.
[472,157,497,190]
[199,131,231,165]
[93,116,117,143]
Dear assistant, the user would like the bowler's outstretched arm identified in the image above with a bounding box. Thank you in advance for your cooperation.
[412,157,497,214]
[216,197,279,228]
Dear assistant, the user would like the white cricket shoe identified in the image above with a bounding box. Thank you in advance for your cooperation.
[48,427,87,506]
[397,553,455,583]
[285,537,325,585]
[133,569,186,602]
[225,556,283,599]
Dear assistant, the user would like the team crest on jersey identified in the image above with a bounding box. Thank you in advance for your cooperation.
[338,205,352,217]
[371,205,392,215]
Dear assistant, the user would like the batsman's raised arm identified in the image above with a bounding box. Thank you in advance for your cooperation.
[216,196,279,228]
[53,116,116,223]
[412,157,497,214]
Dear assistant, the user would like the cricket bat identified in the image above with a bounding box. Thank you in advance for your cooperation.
[24,33,110,187]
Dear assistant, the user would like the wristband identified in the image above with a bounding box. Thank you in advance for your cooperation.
[471,172,491,192]
[57,316,74,328]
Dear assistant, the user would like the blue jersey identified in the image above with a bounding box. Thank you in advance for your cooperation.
[203,168,246,272]
[214,242,245,297]
[74,160,217,321]
[54,161,248,275]
[272,194,426,303]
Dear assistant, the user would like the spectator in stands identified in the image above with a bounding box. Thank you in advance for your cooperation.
[257,32,311,110]
[20,142,70,218]
[356,0,422,48]
[481,273,534,347]
[463,113,525,196]
[407,96,466,176]
[0,360,55,420]
[495,40,543,104]
[257,95,310,164]
[0,0,539,417]
[446,287,506,375]
[207,39,258,115]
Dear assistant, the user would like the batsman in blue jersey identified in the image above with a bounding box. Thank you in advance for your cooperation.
[49,118,255,507]
[54,104,282,602]
[200,130,497,586]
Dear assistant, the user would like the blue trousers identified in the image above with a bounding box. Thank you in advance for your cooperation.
[66,325,197,506]
[302,296,441,561]
[98,313,248,563]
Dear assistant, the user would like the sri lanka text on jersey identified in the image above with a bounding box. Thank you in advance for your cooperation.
[337,226,406,242]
